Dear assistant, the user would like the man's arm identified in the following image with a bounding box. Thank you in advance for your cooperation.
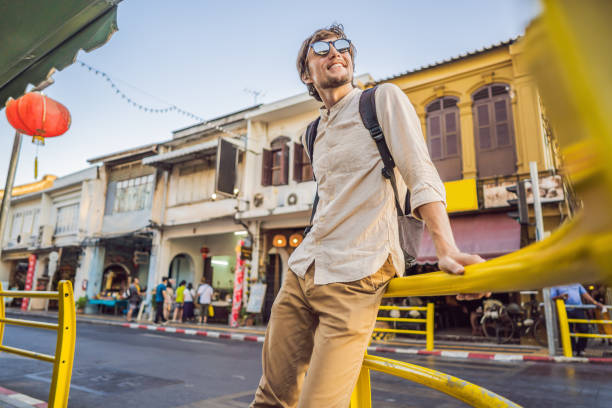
[582,292,605,309]
[417,201,484,275]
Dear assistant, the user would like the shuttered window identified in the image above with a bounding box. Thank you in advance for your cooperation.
[293,142,313,183]
[472,84,517,177]
[426,97,462,181]
[473,85,514,151]
[262,137,290,186]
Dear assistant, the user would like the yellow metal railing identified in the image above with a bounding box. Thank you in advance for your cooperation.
[350,354,521,408]
[0,281,76,408]
[556,299,612,357]
[373,303,434,351]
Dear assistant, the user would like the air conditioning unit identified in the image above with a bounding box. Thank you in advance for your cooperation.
[286,192,299,206]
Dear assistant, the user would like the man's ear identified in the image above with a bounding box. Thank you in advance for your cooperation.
[302,69,313,85]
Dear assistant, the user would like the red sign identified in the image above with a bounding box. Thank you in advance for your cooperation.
[230,240,246,327]
[21,254,36,310]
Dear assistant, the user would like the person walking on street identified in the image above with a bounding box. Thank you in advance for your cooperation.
[126,277,141,322]
[182,282,196,322]
[551,283,606,356]
[154,277,169,325]
[164,279,175,321]
[197,277,213,324]
[251,24,484,408]
[173,280,186,322]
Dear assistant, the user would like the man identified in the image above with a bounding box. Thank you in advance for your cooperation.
[154,276,169,325]
[196,277,213,324]
[251,24,484,408]
[173,280,186,322]
[126,277,141,322]
[551,283,606,356]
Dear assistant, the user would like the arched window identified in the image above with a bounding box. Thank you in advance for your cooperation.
[472,84,517,178]
[262,136,290,186]
[426,97,462,181]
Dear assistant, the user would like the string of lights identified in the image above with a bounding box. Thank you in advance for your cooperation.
[76,60,240,137]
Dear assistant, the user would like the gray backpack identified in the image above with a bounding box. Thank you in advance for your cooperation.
[304,86,424,268]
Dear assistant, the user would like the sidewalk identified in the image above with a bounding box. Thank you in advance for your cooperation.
[5,308,612,364]
[0,386,46,408]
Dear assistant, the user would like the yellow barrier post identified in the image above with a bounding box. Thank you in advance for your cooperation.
[0,282,4,348]
[48,280,76,408]
[426,302,434,351]
[349,363,372,408]
[555,299,572,357]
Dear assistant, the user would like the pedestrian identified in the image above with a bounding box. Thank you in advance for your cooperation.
[551,283,606,356]
[173,280,186,322]
[250,24,484,408]
[126,277,141,322]
[196,277,213,324]
[154,277,169,325]
[164,279,175,321]
[182,282,195,322]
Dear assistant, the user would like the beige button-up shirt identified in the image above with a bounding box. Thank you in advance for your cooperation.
[288,84,446,284]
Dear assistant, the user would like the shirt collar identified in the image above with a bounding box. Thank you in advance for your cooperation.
[319,87,360,119]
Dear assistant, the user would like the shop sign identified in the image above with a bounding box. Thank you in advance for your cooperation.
[483,175,564,208]
[132,251,149,265]
[230,240,246,327]
[246,283,266,314]
[240,245,252,261]
[21,254,36,311]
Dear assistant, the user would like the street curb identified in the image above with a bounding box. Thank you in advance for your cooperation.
[366,346,612,364]
[118,323,612,364]
[0,386,47,408]
[120,322,266,343]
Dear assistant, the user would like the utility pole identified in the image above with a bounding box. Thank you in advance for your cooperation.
[0,79,54,256]
[243,88,265,105]
[530,161,558,356]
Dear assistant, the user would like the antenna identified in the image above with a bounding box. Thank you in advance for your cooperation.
[243,88,265,105]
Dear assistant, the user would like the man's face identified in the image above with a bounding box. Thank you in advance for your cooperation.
[303,35,353,92]
[133,278,139,285]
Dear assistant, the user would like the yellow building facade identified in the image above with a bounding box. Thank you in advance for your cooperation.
[378,38,554,182]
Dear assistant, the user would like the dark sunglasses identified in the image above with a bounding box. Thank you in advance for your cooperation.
[309,39,351,56]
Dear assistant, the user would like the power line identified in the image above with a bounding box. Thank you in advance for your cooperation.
[76,60,240,137]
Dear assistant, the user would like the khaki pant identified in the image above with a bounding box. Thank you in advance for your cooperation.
[251,257,396,408]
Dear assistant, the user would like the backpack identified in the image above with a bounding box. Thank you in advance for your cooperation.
[304,85,424,267]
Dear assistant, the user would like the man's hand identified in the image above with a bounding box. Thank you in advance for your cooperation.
[438,250,489,301]
[438,251,485,276]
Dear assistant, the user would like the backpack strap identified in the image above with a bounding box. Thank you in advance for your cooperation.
[304,117,320,235]
[359,86,409,217]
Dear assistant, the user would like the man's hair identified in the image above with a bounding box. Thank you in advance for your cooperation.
[296,23,356,101]
[162,276,169,282]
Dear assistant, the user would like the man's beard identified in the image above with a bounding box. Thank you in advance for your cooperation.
[318,72,353,90]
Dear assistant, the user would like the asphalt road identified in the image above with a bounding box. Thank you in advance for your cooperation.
[1,318,611,407]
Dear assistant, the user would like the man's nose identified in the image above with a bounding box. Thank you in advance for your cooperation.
[328,43,342,58]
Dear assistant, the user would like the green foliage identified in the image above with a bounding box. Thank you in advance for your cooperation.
[75,296,87,310]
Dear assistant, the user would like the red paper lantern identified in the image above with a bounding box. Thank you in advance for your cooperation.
[5,92,71,138]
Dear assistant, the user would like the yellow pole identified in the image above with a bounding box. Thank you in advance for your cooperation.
[349,361,372,408]
[0,282,4,351]
[555,299,573,357]
[426,302,434,351]
[48,281,76,408]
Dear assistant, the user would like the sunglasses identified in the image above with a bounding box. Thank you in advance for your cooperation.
[309,38,351,56]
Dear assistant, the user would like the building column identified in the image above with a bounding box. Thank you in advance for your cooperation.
[84,245,106,314]
[458,100,477,179]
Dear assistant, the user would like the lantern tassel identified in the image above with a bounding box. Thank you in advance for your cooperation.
[34,155,38,179]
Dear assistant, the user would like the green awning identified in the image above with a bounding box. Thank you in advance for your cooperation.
[0,0,120,107]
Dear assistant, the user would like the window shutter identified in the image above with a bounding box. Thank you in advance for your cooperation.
[280,143,289,185]
[261,149,272,186]
[293,143,303,182]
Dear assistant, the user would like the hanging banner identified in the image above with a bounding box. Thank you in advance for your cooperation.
[21,254,36,310]
[230,240,246,327]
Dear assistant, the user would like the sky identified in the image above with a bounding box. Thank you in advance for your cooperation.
[1,0,541,187]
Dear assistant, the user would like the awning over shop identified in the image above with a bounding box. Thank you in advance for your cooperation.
[0,0,120,106]
[142,140,218,166]
[417,212,521,263]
